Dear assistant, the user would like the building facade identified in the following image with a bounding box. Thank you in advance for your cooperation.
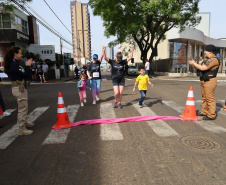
[121,13,226,73]
[0,8,39,66]
[70,0,91,65]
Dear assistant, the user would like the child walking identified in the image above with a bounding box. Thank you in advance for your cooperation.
[77,74,91,106]
[133,65,153,107]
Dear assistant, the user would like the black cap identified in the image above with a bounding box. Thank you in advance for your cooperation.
[205,44,216,52]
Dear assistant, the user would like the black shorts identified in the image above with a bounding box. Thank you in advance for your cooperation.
[112,77,125,86]
[38,72,43,77]
[31,71,36,75]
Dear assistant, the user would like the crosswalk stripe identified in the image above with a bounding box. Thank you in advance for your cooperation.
[42,105,79,145]
[163,101,226,134]
[0,109,16,120]
[132,102,179,137]
[100,103,123,141]
[0,106,49,149]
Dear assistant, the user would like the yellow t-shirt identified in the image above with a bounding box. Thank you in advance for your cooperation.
[136,74,149,90]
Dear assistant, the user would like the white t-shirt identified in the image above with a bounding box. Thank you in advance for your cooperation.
[145,62,150,70]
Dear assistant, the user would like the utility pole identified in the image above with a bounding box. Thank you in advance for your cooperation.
[60,38,66,77]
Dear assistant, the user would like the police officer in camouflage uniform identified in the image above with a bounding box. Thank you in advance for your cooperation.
[188,44,220,120]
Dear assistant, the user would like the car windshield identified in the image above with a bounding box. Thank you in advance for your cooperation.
[128,66,136,69]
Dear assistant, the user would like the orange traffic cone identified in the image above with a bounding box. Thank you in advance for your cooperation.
[0,106,3,115]
[52,92,73,129]
[179,86,201,121]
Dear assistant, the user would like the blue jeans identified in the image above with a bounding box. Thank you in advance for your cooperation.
[145,70,149,76]
[139,90,147,105]
[90,79,101,100]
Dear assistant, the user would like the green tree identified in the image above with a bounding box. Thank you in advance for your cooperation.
[89,0,201,63]
[0,0,32,14]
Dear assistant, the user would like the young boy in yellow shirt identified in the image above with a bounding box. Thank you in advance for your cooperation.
[133,65,153,107]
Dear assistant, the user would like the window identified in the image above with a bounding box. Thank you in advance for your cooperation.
[22,20,28,34]
[0,14,11,28]
[14,15,28,34]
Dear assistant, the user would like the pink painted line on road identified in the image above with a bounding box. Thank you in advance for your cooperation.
[72,115,188,127]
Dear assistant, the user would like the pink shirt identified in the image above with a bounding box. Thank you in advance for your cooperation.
[80,81,86,91]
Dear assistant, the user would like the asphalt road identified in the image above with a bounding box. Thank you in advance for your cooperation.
[0,72,226,185]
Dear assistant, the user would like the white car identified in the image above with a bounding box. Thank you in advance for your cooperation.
[128,65,139,75]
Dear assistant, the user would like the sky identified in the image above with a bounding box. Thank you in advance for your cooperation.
[26,0,226,62]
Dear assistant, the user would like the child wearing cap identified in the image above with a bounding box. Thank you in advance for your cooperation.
[133,65,153,107]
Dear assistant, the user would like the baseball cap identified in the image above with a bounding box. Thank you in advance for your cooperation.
[93,54,98,59]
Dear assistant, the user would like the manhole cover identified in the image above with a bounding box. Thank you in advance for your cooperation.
[179,136,221,152]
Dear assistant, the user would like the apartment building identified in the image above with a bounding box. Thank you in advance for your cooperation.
[0,8,39,66]
[70,0,91,66]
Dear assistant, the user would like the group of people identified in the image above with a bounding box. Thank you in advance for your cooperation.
[1,44,226,136]
[31,60,48,83]
[77,45,154,109]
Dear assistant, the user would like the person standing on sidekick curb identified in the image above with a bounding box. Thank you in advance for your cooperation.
[188,44,220,120]
[4,47,35,135]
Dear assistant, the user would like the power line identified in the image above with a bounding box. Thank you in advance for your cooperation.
[11,0,72,46]
[43,0,72,34]
[24,2,64,38]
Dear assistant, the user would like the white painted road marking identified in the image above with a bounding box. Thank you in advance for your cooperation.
[42,105,79,145]
[163,101,226,134]
[0,107,49,149]
[132,102,179,137]
[100,103,123,141]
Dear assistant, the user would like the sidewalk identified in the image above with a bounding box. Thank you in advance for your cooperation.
[0,76,75,85]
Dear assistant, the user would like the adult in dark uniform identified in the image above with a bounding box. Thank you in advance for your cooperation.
[188,44,220,120]
[87,53,103,104]
[4,47,35,135]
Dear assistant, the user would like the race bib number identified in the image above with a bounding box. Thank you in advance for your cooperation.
[93,72,99,78]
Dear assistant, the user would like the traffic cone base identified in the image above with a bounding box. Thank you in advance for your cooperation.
[0,106,3,114]
[180,86,201,121]
[52,92,72,129]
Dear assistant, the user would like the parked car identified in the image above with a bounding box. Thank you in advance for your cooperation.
[128,65,139,75]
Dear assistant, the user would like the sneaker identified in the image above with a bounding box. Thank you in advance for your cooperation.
[18,128,33,136]
[139,104,143,108]
[118,103,123,109]
[96,95,100,101]
[84,99,87,103]
[93,100,96,105]
[113,102,118,108]
[3,111,11,117]
[81,103,84,106]
[25,122,35,128]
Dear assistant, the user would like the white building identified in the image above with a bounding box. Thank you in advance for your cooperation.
[121,13,226,74]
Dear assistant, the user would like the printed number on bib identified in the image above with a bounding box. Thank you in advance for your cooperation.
[93,72,99,78]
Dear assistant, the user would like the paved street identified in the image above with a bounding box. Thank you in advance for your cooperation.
[0,72,226,185]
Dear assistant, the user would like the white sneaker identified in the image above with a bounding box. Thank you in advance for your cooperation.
[84,99,87,103]
[93,100,96,104]
[81,103,84,106]
[96,95,100,101]
[3,111,11,117]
